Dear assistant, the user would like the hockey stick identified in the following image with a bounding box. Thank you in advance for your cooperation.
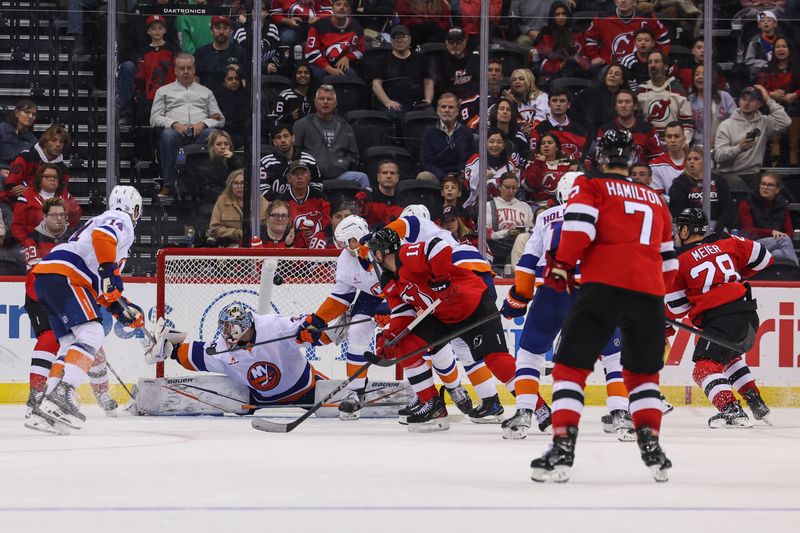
[666,318,756,353]
[178,382,250,406]
[104,358,136,401]
[205,316,376,356]
[116,298,156,344]
[252,299,442,433]
[162,384,257,412]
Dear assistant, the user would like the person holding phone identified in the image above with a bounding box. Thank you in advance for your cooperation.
[487,172,534,267]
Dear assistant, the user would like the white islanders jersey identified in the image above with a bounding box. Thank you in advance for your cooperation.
[517,203,568,279]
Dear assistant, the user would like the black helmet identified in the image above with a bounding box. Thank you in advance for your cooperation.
[368,228,401,258]
[597,128,634,167]
[675,208,708,236]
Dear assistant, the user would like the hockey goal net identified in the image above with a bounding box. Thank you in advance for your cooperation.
[156,248,351,378]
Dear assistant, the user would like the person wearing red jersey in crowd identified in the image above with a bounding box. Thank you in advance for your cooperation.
[636,50,694,144]
[532,2,589,83]
[21,198,73,272]
[503,68,549,128]
[757,35,800,166]
[669,145,735,232]
[620,28,658,92]
[532,128,677,483]
[358,160,403,226]
[738,173,798,265]
[688,64,737,148]
[459,0,502,45]
[530,88,591,163]
[304,0,364,80]
[366,228,517,432]
[261,200,296,248]
[521,132,576,204]
[584,0,670,66]
[487,173,534,266]
[463,129,520,208]
[207,169,269,247]
[649,122,686,197]
[2,124,71,208]
[594,88,663,168]
[270,0,329,48]
[666,208,773,428]
[278,160,331,249]
[393,0,451,45]
[12,164,81,246]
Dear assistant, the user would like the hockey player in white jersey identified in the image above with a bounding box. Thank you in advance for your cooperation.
[147,303,327,407]
[26,185,145,434]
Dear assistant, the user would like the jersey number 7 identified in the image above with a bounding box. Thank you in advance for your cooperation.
[623,201,653,245]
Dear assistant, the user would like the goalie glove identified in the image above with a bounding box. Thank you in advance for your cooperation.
[108,298,145,329]
[143,317,188,365]
[501,287,531,319]
[295,313,327,346]
[543,253,576,294]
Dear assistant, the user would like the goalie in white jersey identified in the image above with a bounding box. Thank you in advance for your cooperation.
[147,303,327,407]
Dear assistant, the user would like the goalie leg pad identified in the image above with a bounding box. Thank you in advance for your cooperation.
[133,375,251,416]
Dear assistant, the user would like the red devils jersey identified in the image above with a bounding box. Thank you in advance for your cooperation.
[531,117,590,162]
[666,234,773,325]
[304,17,364,70]
[382,239,487,327]
[556,170,677,296]
[2,148,71,205]
[279,187,331,249]
[521,157,574,202]
[134,43,177,101]
[584,11,670,64]
[596,118,663,164]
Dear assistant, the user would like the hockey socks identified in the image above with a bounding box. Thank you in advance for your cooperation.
[693,359,736,411]
[464,361,498,399]
[724,357,760,397]
[623,370,663,434]
[404,360,438,403]
[551,364,591,437]
[601,352,629,412]
[88,349,110,396]
[514,349,545,410]
[29,330,58,393]
[61,346,95,389]
[484,352,517,394]
[45,358,65,395]
[345,352,368,394]
[430,345,461,390]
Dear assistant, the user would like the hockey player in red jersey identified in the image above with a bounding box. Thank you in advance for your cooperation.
[666,208,773,427]
[532,129,678,483]
[367,228,517,433]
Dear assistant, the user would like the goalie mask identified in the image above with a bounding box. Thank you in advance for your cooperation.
[334,214,369,256]
[218,302,254,347]
[400,204,430,220]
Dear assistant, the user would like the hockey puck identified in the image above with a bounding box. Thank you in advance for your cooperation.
[273,275,284,286]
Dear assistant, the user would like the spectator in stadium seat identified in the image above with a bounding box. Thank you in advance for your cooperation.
[502,68,548,128]
[584,0,670,66]
[531,2,590,83]
[714,85,791,189]
[745,10,781,81]
[636,50,695,144]
[305,0,365,80]
[270,0,327,50]
[460,0,503,45]
[292,85,370,189]
[194,16,246,102]
[620,28,657,92]
[232,4,282,75]
[649,121,687,198]
[757,35,800,166]
[175,0,213,55]
[521,132,576,204]
[439,205,477,246]
[463,129,520,208]
[440,173,466,212]
[185,130,243,202]
[689,64,737,149]
[260,123,321,201]
[216,66,248,147]
[487,172,534,266]
[460,58,505,130]
[629,162,653,186]
[273,61,314,125]
[21,197,73,271]
[594,88,663,166]
[371,25,434,121]
[530,88,591,162]
[669,145,736,231]
[12,163,81,246]
[66,0,103,56]
[261,200,296,248]
[738,172,799,265]
[207,169,268,247]
[434,28,480,100]
[675,37,707,92]
[359,160,403,225]
[0,100,37,172]
[489,98,531,161]
[150,53,224,198]
[278,160,332,249]
[574,63,626,141]
[510,0,558,46]
[417,92,476,183]
[394,0,451,44]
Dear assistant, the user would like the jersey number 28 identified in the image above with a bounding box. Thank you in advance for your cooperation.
[689,253,740,293]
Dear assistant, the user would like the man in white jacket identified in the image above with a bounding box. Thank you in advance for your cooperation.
[150,53,225,198]
[487,172,533,266]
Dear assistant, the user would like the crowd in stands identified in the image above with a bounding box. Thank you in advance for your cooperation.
[1,0,799,275]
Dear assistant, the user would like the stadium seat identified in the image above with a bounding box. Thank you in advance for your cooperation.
[549,77,593,99]
[419,42,447,65]
[323,179,362,212]
[489,41,528,75]
[363,146,416,186]
[322,76,368,115]
[396,179,444,220]
[400,109,438,157]
[571,11,599,33]
[261,75,292,113]
[345,110,396,152]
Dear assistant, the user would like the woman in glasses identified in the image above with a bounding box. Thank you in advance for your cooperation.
[262,200,296,248]
[12,163,81,247]
[738,172,798,265]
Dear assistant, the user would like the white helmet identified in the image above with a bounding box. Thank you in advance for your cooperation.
[556,172,582,205]
[334,215,369,255]
[400,204,430,220]
[109,185,143,224]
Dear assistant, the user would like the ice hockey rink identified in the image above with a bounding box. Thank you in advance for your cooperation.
[1,405,798,533]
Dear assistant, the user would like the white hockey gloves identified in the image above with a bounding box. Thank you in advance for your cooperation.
[143,317,187,364]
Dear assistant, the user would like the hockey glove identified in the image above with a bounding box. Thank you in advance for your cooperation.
[144,317,188,364]
[501,286,531,319]
[543,254,576,294]
[98,262,124,303]
[665,325,676,339]
[108,298,145,329]
[295,313,327,346]
[428,277,451,293]
[373,313,390,328]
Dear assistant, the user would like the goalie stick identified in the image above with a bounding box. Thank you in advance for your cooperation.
[666,318,756,354]
[105,359,136,401]
[252,299,442,433]
[162,384,257,412]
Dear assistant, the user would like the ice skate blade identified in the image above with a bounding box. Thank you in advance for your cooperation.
[103,409,119,418]
[397,415,408,425]
[468,414,504,424]
[407,418,450,433]
[36,402,83,430]
[616,428,637,442]
[24,414,70,435]
[759,416,773,426]
[708,418,753,429]
[531,465,571,483]
[501,427,528,440]
[650,464,670,483]
[338,410,361,421]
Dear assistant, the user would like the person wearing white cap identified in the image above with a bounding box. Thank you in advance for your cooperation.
[744,10,780,79]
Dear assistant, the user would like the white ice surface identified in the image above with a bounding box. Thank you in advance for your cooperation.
[1,405,799,533]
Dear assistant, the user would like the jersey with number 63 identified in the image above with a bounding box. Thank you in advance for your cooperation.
[666,233,773,325]
[555,170,677,296]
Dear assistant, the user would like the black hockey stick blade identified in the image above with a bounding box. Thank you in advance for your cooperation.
[206,317,374,355]
[666,318,756,353]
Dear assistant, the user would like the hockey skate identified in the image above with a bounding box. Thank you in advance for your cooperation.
[743,389,771,425]
[661,393,674,415]
[397,397,421,425]
[467,394,504,424]
[530,426,578,483]
[407,395,449,433]
[609,409,636,441]
[501,408,532,440]
[36,381,86,431]
[440,384,473,415]
[94,391,119,417]
[25,388,44,417]
[535,402,552,432]
[23,388,70,435]
[636,426,672,482]
[338,389,365,421]
[708,401,752,429]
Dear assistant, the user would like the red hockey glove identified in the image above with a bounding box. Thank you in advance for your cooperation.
[665,325,676,338]
[501,286,531,319]
[543,254,576,294]
[374,313,390,328]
